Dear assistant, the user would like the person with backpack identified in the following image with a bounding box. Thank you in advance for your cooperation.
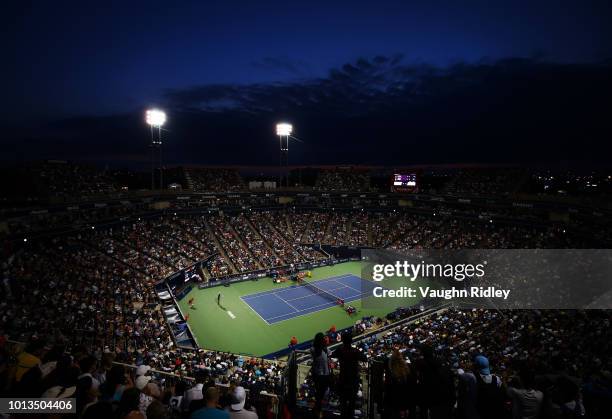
[457,355,506,419]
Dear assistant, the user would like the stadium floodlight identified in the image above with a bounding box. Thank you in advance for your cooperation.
[276,123,293,188]
[146,109,166,127]
[276,123,292,137]
[146,109,166,191]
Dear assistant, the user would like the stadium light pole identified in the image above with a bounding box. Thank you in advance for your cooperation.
[146,109,166,190]
[276,123,292,188]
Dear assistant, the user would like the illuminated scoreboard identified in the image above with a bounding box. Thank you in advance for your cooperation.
[391,173,418,192]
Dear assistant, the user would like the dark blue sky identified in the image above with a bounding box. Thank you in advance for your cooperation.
[3,0,612,166]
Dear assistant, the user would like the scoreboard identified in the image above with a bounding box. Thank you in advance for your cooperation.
[391,173,418,192]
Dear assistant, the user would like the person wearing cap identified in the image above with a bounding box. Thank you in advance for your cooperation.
[191,386,229,419]
[226,386,257,419]
[136,364,151,377]
[457,354,505,419]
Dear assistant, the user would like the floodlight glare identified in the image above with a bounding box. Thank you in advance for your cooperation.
[146,109,166,127]
[276,123,292,136]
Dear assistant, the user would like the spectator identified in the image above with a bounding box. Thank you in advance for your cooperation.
[385,349,416,419]
[100,364,130,402]
[457,355,505,419]
[546,375,585,419]
[184,371,207,411]
[147,399,170,419]
[82,400,115,419]
[14,340,44,382]
[417,345,455,419]
[331,332,366,419]
[169,380,187,414]
[78,355,100,392]
[186,370,217,413]
[118,387,145,419]
[191,386,229,419]
[506,368,544,419]
[226,386,257,419]
[310,332,331,417]
[135,375,156,415]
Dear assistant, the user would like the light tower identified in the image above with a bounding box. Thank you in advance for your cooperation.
[146,109,166,190]
[276,123,292,187]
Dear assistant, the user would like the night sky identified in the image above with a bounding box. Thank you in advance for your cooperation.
[4,0,612,167]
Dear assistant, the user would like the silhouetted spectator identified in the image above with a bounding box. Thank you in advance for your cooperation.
[332,332,366,419]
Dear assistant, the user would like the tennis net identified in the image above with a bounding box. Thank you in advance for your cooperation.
[301,280,341,304]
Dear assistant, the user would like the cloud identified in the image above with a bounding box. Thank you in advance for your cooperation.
[251,56,313,77]
[4,56,612,166]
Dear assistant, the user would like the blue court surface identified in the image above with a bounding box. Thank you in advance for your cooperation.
[240,274,378,324]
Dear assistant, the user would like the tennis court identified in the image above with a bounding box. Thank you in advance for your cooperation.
[240,274,377,324]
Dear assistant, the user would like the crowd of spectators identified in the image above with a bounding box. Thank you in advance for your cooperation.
[173,216,231,278]
[385,215,591,252]
[347,211,368,247]
[3,205,610,418]
[187,168,245,192]
[101,221,195,273]
[369,211,402,248]
[208,214,260,273]
[297,307,611,419]
[353,308,610,418]
[33,161,117,199]
[2,237,169,359]
[247,211,304,265]
[281,211,306,242]
[315,168,374,192]
[230,214,281,268]
[6,205,145,236]
[324,212,350,245]
[3,164,611,215]
[0,339,283,419]
[444,168,525,197]
[1,230,285,417]
[300,212,330,244]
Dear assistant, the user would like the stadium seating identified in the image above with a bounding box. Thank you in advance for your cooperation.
[2,189,611,418]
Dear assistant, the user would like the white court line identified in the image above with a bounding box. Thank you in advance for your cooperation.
[265,288,370,323]
[227,311,236,319]
[264,290,373,324]
[240,274,360,325]
[241,274,354,301]
[244,284,349,324]
[274,293,300,312]
[265,299,337,322]
[284,284,349,303]
[239,295,272,325]
[332,278,362,294]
